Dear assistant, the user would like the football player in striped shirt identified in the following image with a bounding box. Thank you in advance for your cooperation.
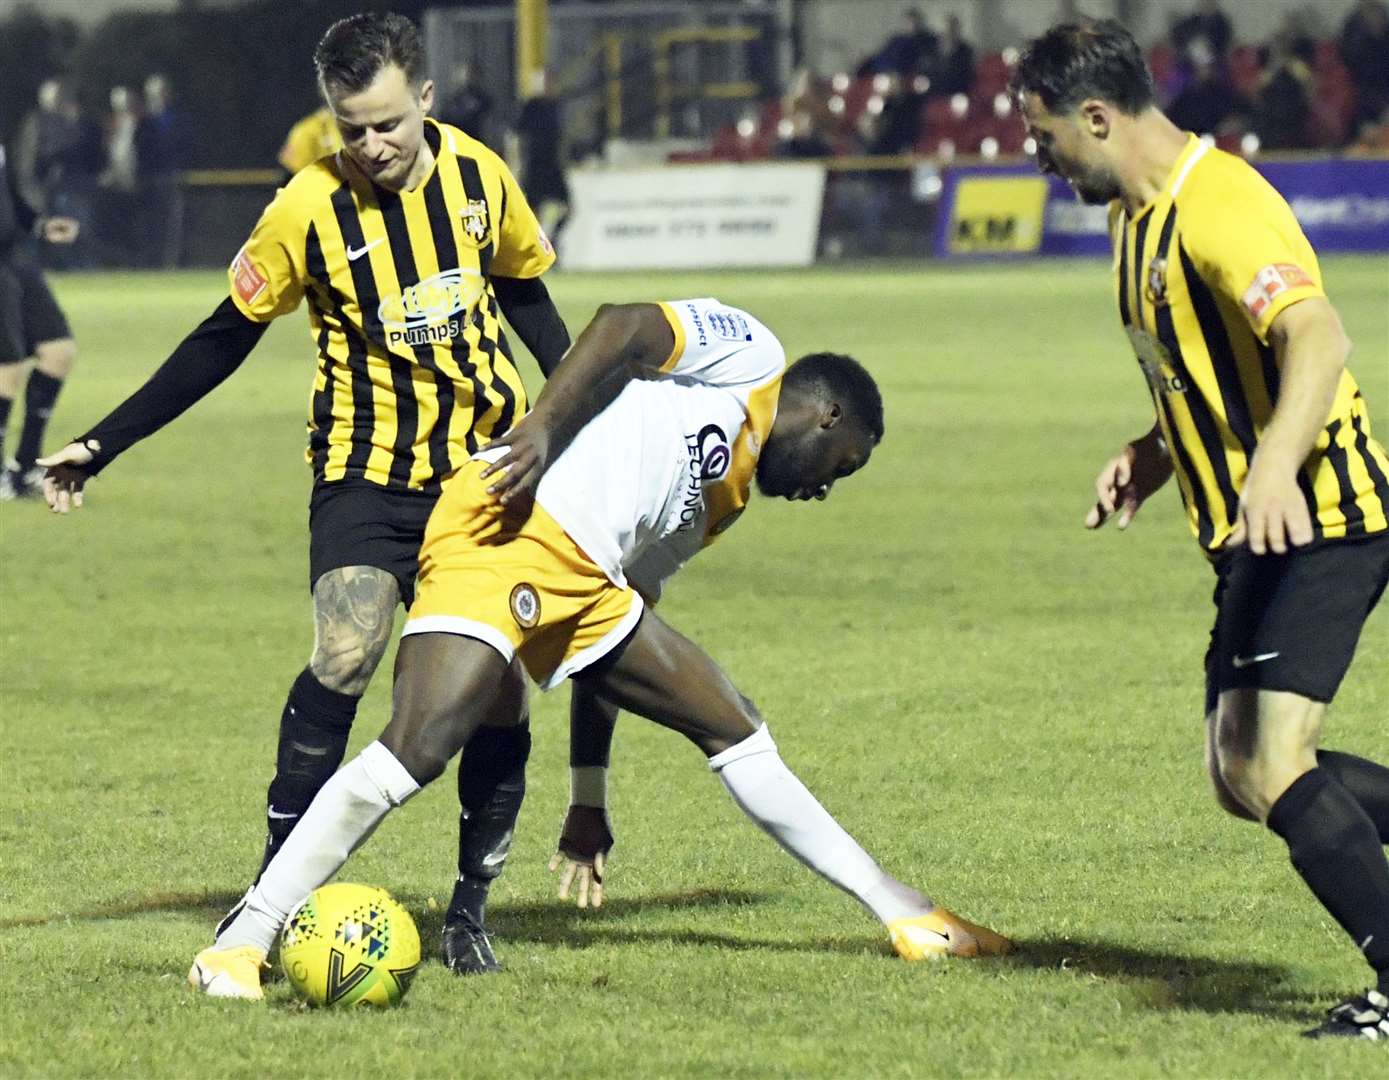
[38,12,572,975]
[1014,19,1389,1041]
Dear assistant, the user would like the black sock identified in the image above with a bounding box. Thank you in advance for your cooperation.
[1317,750,1389,844]
[447,724,531,926]
[15,371,63,469]
[1266,768,1389,986]
[257,667,360,877]
[0,393,13,459]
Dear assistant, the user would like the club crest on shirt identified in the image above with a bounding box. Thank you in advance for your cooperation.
[510,583,541,628]
[1144,256,1169,307]
[459,199,491,246]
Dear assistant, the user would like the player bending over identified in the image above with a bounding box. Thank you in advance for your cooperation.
[190,296,1012,997]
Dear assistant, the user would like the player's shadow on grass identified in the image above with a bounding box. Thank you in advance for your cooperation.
[1006,936,1318,1023]
[415,889,885,959]
[0,890,246,930]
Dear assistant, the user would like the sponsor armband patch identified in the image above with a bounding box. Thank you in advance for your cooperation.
[1241,263,1313,322]
[232,247,269,306]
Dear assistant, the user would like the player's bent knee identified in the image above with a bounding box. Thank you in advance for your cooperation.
[1209,770,1258,820]
[310,642,380,696]
[35,338,77,377]
[0,362,25,396]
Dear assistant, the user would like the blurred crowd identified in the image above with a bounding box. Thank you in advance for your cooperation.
[6,0,1388,271]
[13,74,185,269]
[710,0,1389,164]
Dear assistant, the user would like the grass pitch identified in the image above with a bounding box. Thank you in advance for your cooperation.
[1,259,1386,1079]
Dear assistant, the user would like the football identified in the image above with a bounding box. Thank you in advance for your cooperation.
[280,883,421,1008]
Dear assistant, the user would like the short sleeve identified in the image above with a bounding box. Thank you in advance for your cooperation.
[228,190,307,323]
[656,298,785,390]
[1180,166,1324,344]
[489,157,555,279]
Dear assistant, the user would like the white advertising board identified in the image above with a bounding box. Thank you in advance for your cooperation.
[561,162,827,270]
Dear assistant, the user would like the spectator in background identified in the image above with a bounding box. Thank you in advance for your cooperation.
[101,86,138,194]
[1167,39,1240,137]
[14,80,76,212]
[439,63,495,146]
[26,84,103,270]
[1253,29,1313,149]
[133,74,184,268]
[510,70,568,249]
[927,14,975,98]
[859,75,923,156]
[776,110,834,159]
[857,8,937,80]
[278,106,342,176]
[1170,0,1233,60]
[1349,103,1389,154]
[1339,0,1389,137]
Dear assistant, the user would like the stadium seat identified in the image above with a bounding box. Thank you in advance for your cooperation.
[1229,45,1263,98]
[973,51,1011,99]
[1312,39,1341,73]
[1146,43,1176,84]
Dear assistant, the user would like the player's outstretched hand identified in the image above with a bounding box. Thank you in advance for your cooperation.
[478,414,553,506]
[1227,449,1312,555]
[1085,434,1172,531]
[548,804,614,910]
[37,440,97,514]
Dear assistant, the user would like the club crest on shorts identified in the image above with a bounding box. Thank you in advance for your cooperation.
[509,583,540,628]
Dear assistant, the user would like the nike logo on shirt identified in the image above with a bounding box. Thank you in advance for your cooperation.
[347,238,384,261]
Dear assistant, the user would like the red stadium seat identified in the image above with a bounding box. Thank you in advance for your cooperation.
[1146,44,1176,85]
[1312,39,1341,73]
[973,51,1011,98]
[841,76,877,124]
[1229,45,1262,98]
[711,126,746,161]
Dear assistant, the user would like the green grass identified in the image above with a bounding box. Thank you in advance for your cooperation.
[1,259,1386,1078]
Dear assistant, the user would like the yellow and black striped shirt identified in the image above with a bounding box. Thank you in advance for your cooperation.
[229,118,554,491]
[1112,134,1389,550]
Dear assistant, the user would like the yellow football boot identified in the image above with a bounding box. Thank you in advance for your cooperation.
[188,945,269,1000]
[888,906,1013,961]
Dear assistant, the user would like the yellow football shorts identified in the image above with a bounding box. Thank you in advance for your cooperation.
[403,459,644,690]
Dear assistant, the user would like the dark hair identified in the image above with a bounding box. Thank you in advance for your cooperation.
[786,352,885,444]
[314,12,425,96]
[1010,19,1155,116]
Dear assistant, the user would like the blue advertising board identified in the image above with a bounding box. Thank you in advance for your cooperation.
[938,155,1389,257]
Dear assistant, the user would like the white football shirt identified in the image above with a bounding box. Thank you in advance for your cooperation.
[533,297,785,597]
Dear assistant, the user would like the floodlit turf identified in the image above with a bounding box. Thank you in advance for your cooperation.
[1,259,1386,1078]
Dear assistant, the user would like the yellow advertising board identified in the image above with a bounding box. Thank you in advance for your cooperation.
[947,176,1049,254]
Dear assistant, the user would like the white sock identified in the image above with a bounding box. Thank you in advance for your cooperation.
[215,741,421,952]
[709,725,929,925]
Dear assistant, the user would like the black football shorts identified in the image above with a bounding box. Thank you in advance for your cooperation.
[1205,530,1389,714]
[308,479,440,608]
[0,260,23,364]
[0,250,71,364]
